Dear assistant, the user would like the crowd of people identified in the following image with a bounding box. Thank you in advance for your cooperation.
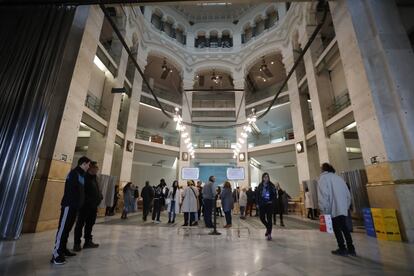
[50,156,356,265]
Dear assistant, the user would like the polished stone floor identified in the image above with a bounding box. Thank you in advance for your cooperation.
[1,213,414,276]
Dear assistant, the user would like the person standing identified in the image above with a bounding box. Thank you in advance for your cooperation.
[239,187,247,219]
[152,179,166,223]
[246,187,254,217]
[106,185,119,216]
[257,172,277,241]
[318,163,356,256]
[273,183,285,227]
[73,161,103,252]
[167,180,180,224]
[121,182,135,219]
[305,187,315,220]
[215,186,223,217]
[221,181,234,228]
[196,180,203,220]
[133,186,139,212]
[141,181,154,221]
[202,176,216,228]
[50,156,91,265]
[181,180,199,226]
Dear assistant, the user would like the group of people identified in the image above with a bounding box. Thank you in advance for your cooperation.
[51,156,103,265]
[51,156,356,266]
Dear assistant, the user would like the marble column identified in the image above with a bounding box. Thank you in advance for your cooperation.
[178,77,193,186]
[330,0,414,241]
[24,6,104,232]
[118,54,147,188]
[283,49,314,183]
[301,27,351,172]
[234,79,249,188]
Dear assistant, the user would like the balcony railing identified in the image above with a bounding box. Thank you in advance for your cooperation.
[194,138,235,149]
[136,126,180,147]
[248,127,294,148]
[328,90,351,119]
[84,93,107,119]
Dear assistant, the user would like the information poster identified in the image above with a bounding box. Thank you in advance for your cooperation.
[226,167,245,180]
[181,167,200,180]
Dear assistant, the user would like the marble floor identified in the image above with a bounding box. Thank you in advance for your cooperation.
[1,213,414,276]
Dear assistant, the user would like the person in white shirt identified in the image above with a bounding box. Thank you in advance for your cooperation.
[318,163,356,257]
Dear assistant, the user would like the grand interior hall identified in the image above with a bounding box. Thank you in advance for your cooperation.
[1,0,414,275]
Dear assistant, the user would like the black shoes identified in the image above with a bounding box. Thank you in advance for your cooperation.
[63,249,76,256]
[348,249,357,256]
[73,243,82,252]
[190,222,198,226]
[84,240,99,249]
[182,223,188,226]
[331,248,348,256]
[50,255,66,265]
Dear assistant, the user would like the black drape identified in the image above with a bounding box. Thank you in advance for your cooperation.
[0,5,76,239]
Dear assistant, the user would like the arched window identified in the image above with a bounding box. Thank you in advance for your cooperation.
[150,10,163,30]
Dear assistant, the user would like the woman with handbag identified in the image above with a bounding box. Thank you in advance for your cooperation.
[221,181,234,228]
[181,180,199,226]
[167,180,180,224]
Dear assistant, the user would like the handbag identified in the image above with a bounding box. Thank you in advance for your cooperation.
[319,214,334,233]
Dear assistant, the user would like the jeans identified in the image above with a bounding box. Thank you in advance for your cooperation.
[203,198,213,227]
[74,206,97,244]
[224,211,232,225]
[259,203,273,235]
[152,198,161,221]
[332,215,355,251]
[168,200,176,222]
[184,212,197,225]
[240,206,246,217]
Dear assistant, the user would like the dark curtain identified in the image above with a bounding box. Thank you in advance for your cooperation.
[0,5,76,240]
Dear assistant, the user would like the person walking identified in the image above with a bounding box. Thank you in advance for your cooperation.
[152,179,166,223]
[239,187,247,219]
[305,187,315,220]
[221,181,234,228]
[246,187,255,217]
[273,182,285,227]
[318,163,356,256]
[141,181,154,221]
[73,161,103,252]
[167,180,181,224]
[202,176,216,228]
[181,180,199,226]
[121,182,135,219]
[257,172,277,241]
[50,156,91,265]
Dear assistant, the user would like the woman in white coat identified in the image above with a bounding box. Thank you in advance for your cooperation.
[239,187,248,219]
[181,180,199,226]
[167,180,180,224]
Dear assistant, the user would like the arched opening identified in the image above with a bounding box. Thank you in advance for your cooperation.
[242,23,253,44]
[265,6,279,29]
[195,31,207,48]
[221,30,233,48]
[150,9,163,30]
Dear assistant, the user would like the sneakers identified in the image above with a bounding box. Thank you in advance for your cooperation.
[83,240,99,249]
[331,248,348,256]
[50,256,66,265]
[223,224,232,228]
[63,249,76,256]
[73,243,82,252]
[348,249,357,257]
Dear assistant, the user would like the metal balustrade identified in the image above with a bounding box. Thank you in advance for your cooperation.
[136,126,180,147]
[84,92,107,119]
[328,90,351,119]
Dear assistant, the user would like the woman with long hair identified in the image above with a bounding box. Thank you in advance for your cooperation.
[181,180,199,226]
[167,180,180,224]
[121,182,135,219]
[220,181,234,228]
[257,173,277,240]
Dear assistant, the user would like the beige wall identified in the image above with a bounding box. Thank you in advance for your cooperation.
[131,163,177,188]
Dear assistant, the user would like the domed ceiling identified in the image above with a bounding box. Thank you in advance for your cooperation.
[172,3,256,23]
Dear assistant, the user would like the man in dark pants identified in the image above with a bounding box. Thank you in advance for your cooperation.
[51,156,90,265]
[141,181,153,221]
[152,179,166,223]
[73,161,103,252]
[202,176,216,228]
[318,163,356,256]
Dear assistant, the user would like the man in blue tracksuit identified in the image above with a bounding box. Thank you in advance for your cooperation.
[51,156,91,265]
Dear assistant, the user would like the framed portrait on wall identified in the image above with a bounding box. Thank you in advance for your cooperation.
[126,140,134,152]
[239,152,245,162]
[182,152,188,161]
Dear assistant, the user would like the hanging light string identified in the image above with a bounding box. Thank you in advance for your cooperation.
[99,1,328,129]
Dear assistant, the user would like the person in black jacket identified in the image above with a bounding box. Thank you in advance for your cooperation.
[273,182,285,227]
[141,181,154,221]
[51,156,91,265]
[73,161,103,252]
[246,187,255,217]
[152,179,166,223]
[257,172,277,241]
